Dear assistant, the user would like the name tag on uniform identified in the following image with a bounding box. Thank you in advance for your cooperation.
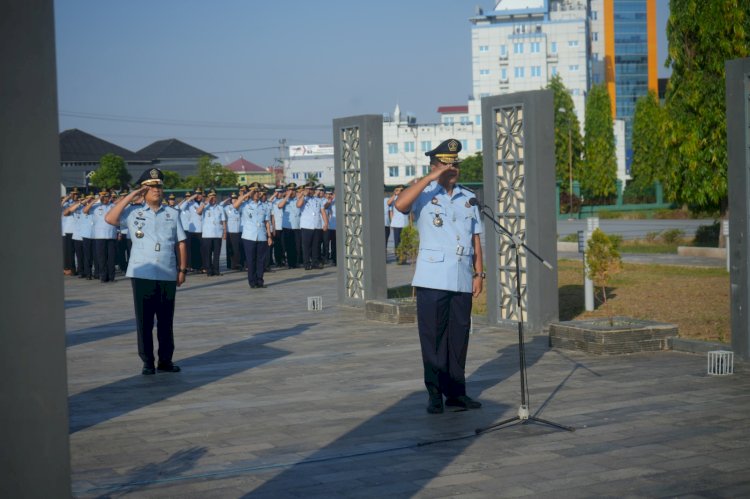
[155,243,160,252]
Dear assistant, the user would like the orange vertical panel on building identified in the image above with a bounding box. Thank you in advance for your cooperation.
[647,0,658,93]
[604,0,616,117]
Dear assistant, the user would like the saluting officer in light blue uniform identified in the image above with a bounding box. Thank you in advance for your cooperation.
[297,182,328,270]
[85,189,118,283]
[270,187,285,267]
[223,192,243,270]
[105,168,187,375]
[234,183,272,288]
[197,190,226,276]
[395,138,485,415]
[278,182,301,268]
[178,188,205,272]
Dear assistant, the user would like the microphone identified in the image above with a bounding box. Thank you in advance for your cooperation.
[468,197,481,208]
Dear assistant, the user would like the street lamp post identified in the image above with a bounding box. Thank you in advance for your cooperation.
[558,107,574,217]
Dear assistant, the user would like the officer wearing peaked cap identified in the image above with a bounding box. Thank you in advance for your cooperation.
[394,138,485,414]
[278,182,302,268]
[105,167,188,375]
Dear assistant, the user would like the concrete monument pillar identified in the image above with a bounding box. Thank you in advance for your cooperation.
[333,115,387,306]
[481,90,559,332]
[0,0,72,496]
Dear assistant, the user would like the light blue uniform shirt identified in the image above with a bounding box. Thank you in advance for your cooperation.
[91,203,118,239]
[240,200,270,241]
[78,207,94,239]
[299,197,323,230]
[272,198,283,231]
[62,200,76,234]
[327,203,336,230]
[390,195,409,228]
[123,205,186,281]
[179,200,203,232]
[224,204,241,233]
[201,204,226,238]
[71,205,84,241]
[384,198,391,227]
[282,200,301,229]
[179,205,190,231]
[409,182,483,293]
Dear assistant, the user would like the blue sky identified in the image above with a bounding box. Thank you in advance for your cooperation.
[55,0,670,167]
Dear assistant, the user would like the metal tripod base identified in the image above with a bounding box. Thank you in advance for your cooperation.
[475,405,575,435]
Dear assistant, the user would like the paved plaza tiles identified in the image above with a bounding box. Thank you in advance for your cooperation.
[65,261,750,498]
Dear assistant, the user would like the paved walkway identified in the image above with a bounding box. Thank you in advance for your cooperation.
[65,259,749,498]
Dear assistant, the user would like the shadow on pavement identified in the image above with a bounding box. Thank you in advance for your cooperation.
[69,323,316,434]
[240,335,552,498]
[66,318,136,348]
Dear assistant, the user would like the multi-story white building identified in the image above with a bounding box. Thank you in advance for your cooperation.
[283,144,335,187]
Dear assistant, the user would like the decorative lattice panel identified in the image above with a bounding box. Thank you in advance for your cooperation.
[340,126,365,300]
[494,105,527,322]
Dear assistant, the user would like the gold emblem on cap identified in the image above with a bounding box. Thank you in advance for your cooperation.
[150,169,159,179]
[448,140,459,152]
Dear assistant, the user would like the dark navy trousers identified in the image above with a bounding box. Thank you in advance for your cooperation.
[131,278,176,368]
[416,287,472,398]
[243,239,268,287]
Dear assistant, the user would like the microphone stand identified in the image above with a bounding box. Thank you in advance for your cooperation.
[473,203,574,434]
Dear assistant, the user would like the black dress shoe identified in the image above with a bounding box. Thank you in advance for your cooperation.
[257,284,267,288]
[250,284,258,289]
[427,394,444,414]
[445,395,482,410]
[142,366,156,375]
[157,363,181,373]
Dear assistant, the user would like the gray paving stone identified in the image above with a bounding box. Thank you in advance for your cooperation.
[64,261,750,498]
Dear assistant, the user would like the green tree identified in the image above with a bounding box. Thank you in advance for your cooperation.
[630,91,665,191]
[582,84,617,199]
[161,170,183,189]
[306,173,319,183]
[586,228,622,323]
[663,0,749,212]
[459,152,483,182]
[187,156,238,189]
[90,153,131,190]
[548,74,583,190]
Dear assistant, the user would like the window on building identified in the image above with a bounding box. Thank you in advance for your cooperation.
[475,139,482,150]
[514,66,525,78]
[568,40,579,47]
[387,143,398,154]
[480,69,490,75]
[443,117,455,125]
[404,141,415,152]
[531,66,541,77]
[569,64,579,72]
[475,114,481,125]
[480,93,489,98]
[513,42,524,54]
[461,139,468,150]
[422,165,430,175]
[292,172,300,180]
[592,52,599,60]
[460,116,469,125]
[388,166,399,177]
[550,66,558,76]
[420,140,431,152]
[592,32,598,42]
[530,41,540,53]
[500,44,507,56]
[405,165,416,176]
[501,67,508,80]
[591,10,598,20]
[479,45,489,52]
[551,41,557,53]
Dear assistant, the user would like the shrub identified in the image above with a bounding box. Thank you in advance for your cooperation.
[644,231,660,243]
[396,223,419,265]
[560,191,582,214]
[623,181,656,204]
[693,221,720,247]
[660,228,685,245]
[560,233,578,242]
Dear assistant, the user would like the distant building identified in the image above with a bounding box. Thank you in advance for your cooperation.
[225,157,274,186]
[136,138,216,180]
[283,144,334,186]
[59,129,150,188]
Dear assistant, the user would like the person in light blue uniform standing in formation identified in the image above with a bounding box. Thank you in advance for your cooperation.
[61,188,80,275]
[223,192,243,270]
[85,189,118,283]
[63,193,94,279]
[197,190,226,276]
[297,182,328,270]
[178,188,204,272]
[270,187,285,268]
[324,188,336,265]
[105,168,187,375]
[235,183,272,288]
[278,182,300,269]
[384,192,391,253]
[394,138,485,415]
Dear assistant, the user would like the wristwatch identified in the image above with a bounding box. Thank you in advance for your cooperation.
[179,268,188,273]
[473,271,486,279]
